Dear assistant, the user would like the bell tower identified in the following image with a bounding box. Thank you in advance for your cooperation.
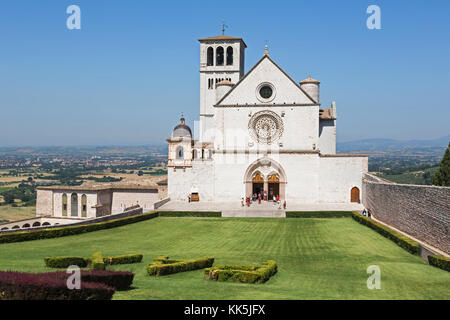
[198,34,246,142]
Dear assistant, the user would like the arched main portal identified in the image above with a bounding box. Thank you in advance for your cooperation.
[244,157,287,201]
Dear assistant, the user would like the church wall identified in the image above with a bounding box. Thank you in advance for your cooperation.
[318,120,336,154]
[168,160,215,201]
[219,58,314,106]
[318,156,368,203]
[36,189,53,216]
[280,153,320,203]
[111,190,158,213]
[216,106,319,152]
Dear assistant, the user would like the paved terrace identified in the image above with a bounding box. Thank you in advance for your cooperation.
[157,201,364,218]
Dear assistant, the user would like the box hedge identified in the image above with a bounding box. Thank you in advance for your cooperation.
[91,252,105,270]
[286,211,353,218]
[428,255,450,272]
[0,211,158,244]
[351,212,420,255]
[147,256,214,276]
[205,260,277,284]
[0,271,115,300]
[103,254,143,265]
[44,256,90,268]
[45,270,135,291]
[157,211,221,217]
[44,253,143,269]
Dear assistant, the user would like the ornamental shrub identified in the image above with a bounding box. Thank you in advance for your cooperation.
[428,255,450,272]
[147,256,214,276]
[91,252,105,270]
[0,271,114,300]
[205,260,277,284]
[351,212,420,255]
[103,254,143,266]
[44,270,134,291]
[286,211,353,218]
[0,211,158,244]
[44,257,90,268]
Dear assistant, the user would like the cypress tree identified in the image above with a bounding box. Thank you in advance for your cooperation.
[433,142,450,186]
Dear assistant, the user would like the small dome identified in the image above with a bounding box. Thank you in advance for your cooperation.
[172,116,192,138]
[300,77,320,84]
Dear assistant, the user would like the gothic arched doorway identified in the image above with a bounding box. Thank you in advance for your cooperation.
[244,157,287,201]
[268,174,280,200]
[252,173,264,196]
[351,187,360,203]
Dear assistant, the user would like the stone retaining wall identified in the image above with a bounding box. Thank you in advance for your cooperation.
[362,174,450,254]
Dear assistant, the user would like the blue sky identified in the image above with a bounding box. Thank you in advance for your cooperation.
[0,0,449,146]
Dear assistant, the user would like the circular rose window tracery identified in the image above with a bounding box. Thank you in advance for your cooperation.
[248,110,283,144]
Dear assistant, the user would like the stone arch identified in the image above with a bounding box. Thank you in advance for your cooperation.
[12,225,20,229]
[71,193,78,217]
[32,222,41,227]
[351,187,360,203]
[1,227,8,231]
[216,46,224,66]
[226,46,233,65]
[81,194,87,217]
[176,146,184,159]
[207,47,214,66]
[244,157,287,200]
[62,193,68,216]
[42,222,51,226]
[22,223,30,228]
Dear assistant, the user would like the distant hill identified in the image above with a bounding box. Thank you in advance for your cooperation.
[337,135,450,152]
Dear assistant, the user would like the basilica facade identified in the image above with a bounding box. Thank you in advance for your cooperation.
[167,35,368,204]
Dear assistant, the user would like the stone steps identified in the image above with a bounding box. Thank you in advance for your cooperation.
[222,208,286,218]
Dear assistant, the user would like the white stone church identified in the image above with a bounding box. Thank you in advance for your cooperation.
[167,34,368,204]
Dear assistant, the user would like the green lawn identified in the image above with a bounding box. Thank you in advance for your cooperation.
[0,217,449,300]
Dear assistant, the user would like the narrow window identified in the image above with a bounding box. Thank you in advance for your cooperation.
[226,46,233,65]
[62,193,67,216]
[81,194,87,217]
[71,193,78,217]
[216,47,224,66]
[207,47,214,66]
[176,146,184,159]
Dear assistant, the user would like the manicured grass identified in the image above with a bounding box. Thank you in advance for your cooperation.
[0,217,449,299]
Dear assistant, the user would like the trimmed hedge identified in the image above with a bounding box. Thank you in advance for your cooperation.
[428,255,450,272]
[91,252,105,270]
[205,260,277,284]
[44,253,143,269]
[351,212,420,255]
[286,211,353,218]
[44,256,90,268]
[103,254,143,266]
[0,271,115,300]
[147,256,214,276]
[157,211,221,217]
[0,211,158,244]
[45,270,134,291]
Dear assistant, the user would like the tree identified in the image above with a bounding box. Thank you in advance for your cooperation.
[433,142,450,186]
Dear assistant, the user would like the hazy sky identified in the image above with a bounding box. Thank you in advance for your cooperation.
[1,0,449,146]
